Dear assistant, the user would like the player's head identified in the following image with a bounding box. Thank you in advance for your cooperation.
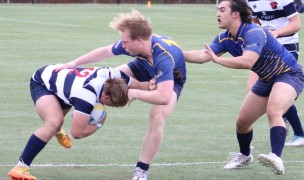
[109,9,152,41]
[219,0,252,23]
[102,78,129,107]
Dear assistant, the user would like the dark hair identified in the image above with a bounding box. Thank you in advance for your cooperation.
[222,0,252,23]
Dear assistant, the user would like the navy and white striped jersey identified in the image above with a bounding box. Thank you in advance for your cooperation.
[247,0,299,45]
[32,64,130,116]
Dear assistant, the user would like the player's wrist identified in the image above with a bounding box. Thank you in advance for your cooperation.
[96,123,102,130]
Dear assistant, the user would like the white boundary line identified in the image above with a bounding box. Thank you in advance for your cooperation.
[0,17,82,27]
[1,161,304,167]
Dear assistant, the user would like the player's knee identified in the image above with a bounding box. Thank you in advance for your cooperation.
[266,107,283,120]
[236,118,251,133]
[44,118,64,131]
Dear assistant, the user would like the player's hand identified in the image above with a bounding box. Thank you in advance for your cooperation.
[149,78,157,91]
[267,29,279,39]
[204,43,219,63]
[127,89,137,106]
[53,63,76,72]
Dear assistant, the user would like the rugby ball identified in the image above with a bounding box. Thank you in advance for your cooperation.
[89,102,107,125]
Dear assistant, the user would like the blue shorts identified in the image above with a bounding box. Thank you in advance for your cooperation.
[283,43,299,60]
[30,78,72,110]
[252,65,304,97]
[127,59,185,98]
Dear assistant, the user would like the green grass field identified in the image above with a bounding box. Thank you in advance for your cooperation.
[1,3,304,180]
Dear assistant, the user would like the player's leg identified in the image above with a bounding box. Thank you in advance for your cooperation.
[116,63,136,78]
[8,94,64,180]
[224,91,266,169]
[282,46,304,145]
[55,107,73,148]
[246,70,258,92]
[258,81,298,175]
[133,92,177,180]
[284,104,304,146]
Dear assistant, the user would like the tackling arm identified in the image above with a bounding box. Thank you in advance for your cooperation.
[183,49,212,64]
[128,80,174,105]
[54,44,115,71]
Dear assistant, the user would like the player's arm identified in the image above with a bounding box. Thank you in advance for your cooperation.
[117,68,151,90]
[70,111,98,139]
[183,49,212,64]
[54,44,115,72]
[128,80,174,105]
[269,15,301,38]
[207,47,259,69]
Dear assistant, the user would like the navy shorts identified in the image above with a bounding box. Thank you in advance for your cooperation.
[30,78,72,110]
[252,65,304,97]
[127,59,185,98]
[283,43,299,60]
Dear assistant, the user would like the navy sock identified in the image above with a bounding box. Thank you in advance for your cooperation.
[270,126,286,157]
[19,134,46,166]
[237,130,253,156]
[283,104,304,136]
[136,161,149,171]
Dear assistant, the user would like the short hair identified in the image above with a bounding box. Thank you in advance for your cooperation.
[109,9,152,40]
[103,78,129,107]
[221,0,252,23]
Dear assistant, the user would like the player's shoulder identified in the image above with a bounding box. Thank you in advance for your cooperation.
[244,23,265,34]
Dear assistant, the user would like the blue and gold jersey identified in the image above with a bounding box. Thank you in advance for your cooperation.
[210,23,298,81]
[111,34,186,84]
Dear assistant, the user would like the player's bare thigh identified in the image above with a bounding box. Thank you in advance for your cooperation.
[116,64,135,78]
[35,95,65,128]
[267,82,297,127]
[237,91,267,133]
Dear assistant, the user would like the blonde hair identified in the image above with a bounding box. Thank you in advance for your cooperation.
[109,9,152,40]
[103,78,129,107]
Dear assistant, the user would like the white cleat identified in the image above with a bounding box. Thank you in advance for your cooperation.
[258,152,284,175]
[285,135,304,147]
[132,167,148,180]
[224,146,254,169]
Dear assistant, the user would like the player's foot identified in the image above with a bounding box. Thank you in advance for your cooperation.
[258,152,284,175]
[224,146,253,169]
[8,166,37,180]
[55,129,72,148]
[285,135,304,147]
[132,167,148,180]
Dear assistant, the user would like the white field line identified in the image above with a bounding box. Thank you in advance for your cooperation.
[0,17,82,27]
[1,161,304,167]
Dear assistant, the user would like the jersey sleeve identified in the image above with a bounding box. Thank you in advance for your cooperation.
[243,28,266,55]
[209,35,227,56]
[111,40,130,56]
[72,97,94,116]
[283,1,298,18]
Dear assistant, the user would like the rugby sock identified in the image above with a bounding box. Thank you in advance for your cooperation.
[136,161,149,171]
[19,134,46,166]
[270,126,286,157]
[283,104,304,136]
[237,130,253,156]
